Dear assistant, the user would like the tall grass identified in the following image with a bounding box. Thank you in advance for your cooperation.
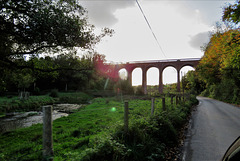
[0,95,198,161]
[0,92,93,113]
[0,96,55,113]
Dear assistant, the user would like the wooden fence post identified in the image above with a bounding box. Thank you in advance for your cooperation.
[162,97,166,111]
[151,98,155,116]
[124,101,129,134]
[43,106,54,160]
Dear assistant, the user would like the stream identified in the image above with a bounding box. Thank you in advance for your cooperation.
[0,104,82,133]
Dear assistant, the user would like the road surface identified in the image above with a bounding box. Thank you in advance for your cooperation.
[182,96,240,161]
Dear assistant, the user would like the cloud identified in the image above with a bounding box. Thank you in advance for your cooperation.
[175,1,232,26]
[189,32,210,50]
[81,0,231,28]
[81,1,135,27]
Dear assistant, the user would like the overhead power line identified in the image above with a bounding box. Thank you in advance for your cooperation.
[135,0,166,58]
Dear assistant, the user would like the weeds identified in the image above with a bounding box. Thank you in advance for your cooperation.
[0,95,198,161]
[0,92,93,113]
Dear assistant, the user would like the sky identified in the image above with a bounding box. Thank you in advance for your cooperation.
[79,0,234,85]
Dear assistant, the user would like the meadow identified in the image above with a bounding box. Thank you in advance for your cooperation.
[0,95,198,161]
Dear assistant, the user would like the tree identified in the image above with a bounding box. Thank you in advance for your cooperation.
[88,53,116,91]
[54,53,93,91]
[183,70,205,95]
[198,29,240,86]
[223,1,240,25]
[0,0,113,70]
[192,1,240,103]
[29,56,59,91]
[13,71,35,92]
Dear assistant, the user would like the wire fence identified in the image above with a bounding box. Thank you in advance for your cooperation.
[2,93,190,160]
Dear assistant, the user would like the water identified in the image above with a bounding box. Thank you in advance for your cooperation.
[0,104,82,133]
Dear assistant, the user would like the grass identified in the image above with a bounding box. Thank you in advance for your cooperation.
[0,95,198,161]
[0,97,124,160]
[0,95,55,113]
[57,92,93,104]
[0,92,93,113]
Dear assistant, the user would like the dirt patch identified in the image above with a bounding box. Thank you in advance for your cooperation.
[53,104,84,113]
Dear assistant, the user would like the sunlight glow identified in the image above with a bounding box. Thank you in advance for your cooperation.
[111,107,117,112]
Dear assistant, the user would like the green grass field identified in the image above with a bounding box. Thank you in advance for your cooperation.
[0,95,198,161]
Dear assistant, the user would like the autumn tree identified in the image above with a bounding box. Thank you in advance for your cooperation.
[196,1,240,103]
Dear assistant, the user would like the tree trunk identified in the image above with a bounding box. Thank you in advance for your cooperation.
[65,83,68,92]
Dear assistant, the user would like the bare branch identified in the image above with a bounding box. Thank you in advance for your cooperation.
[13,45,57,55]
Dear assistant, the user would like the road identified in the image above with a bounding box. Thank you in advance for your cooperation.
[182,96,240,161]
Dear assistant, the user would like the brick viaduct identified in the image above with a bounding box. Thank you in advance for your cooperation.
[112,58,200,94]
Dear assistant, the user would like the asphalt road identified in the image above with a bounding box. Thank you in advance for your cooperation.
[182,96,240,161]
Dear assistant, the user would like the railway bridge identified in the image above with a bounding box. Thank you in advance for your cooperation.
[116,58,200,94]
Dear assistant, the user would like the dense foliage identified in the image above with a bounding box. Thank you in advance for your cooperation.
[0,53,119,95]
[0,0,106,68]
[0,0,114,95]
[183,1,240,104]
[0,95,198,161]
[197,28,240,103]
[0,92,92,114]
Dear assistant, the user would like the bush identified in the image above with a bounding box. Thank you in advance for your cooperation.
[201,78,240,104]
[58,92,92,104]
[0,95,55,113]
[32,87,41,95]
[200,88,210,97]
[114,80,134,95]
[219,79,236,102]
[49,89,59,98]
[134,86,144,95]
[232,88,240,104]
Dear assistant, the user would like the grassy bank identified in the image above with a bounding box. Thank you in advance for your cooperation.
[0,95,55,114]
[0,95,198,161]
[0,92,92,114]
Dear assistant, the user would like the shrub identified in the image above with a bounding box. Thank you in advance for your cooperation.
[219,79,236,102]
[58,92,92,104]
[32,87,41,95]
[114,80,134,95]
[201,78,240,104]
[232,88,240,104]
[49,89,59,98]
[200,88,210,97]
[134,86,144,95]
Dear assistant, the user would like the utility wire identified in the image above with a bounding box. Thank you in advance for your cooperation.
[136,0,166,58]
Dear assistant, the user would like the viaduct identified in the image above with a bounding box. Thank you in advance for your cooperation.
[111,58,200,94]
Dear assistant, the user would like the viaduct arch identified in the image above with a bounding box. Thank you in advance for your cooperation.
[114,58,200,94]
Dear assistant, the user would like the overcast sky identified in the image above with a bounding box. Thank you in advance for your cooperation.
[80,0,234,85]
